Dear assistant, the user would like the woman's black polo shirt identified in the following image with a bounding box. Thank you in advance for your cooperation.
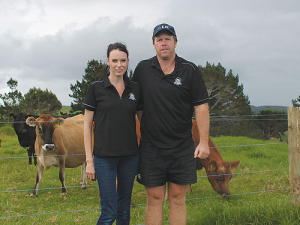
[132,55,209,149]
[83,74,140,157]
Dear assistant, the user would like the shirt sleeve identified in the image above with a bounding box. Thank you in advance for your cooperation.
[136,91,144,111]
[190,67,209,106]
[82,83,96,111]
[132,64,144,111]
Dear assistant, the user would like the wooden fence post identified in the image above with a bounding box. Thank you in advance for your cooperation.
[288,107,300,207]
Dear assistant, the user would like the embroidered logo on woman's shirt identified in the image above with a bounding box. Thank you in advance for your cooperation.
[129,93,136,100]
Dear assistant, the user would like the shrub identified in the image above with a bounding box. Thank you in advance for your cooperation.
[0,125,15,136]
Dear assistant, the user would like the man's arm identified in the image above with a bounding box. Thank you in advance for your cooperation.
[193,103,210,159]
[136,111,143,123]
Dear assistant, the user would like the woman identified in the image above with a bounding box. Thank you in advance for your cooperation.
[83,42,140,225]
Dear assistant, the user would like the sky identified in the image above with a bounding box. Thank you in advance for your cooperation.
[0,0,299,107]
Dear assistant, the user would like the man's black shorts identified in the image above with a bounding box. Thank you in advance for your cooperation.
[137,138,197,186]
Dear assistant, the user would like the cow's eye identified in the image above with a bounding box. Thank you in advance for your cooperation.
[217,175,224,181]
[38,127,42,133]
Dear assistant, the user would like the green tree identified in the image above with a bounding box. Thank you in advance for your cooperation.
[19,87,62,115]
[129,69,133,79]
[254,109,287,140]
[199,63,255,137]
[69,59,108,112]
[0,78,23,115]
[200,62,252,116]
[292,96,300,107]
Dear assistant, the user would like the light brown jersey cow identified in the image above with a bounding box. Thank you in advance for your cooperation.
[136,119,240,199]
[26,114,87,197]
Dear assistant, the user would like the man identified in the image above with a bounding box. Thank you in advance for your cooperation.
[132,23,210,224]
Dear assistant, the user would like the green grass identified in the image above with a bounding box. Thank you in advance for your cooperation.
[0,133,299,224]
[0,125,16,136]
[59,106,72,115]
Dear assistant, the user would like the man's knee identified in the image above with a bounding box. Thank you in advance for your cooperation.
[146,186,166,204]
[168,183,188,202]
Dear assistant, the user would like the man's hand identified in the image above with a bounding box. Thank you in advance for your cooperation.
[194,143,210,159]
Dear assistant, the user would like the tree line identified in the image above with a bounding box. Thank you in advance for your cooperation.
[0,59,291,141]
[0,78,62,116]
[68,59,288,140]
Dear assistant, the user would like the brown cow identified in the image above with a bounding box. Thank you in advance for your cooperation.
[136,119,240,199]
[26,114,87,197]
[192,119,240,198]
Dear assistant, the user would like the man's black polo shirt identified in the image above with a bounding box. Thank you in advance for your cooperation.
[132,55,209,149]
[83,74,140,156]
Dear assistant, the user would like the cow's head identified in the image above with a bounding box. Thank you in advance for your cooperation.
[205,159,240,199]
[10,113,28,134]
[26,114,64,151]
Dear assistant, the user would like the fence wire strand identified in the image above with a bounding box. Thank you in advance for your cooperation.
[0,142,285,161]
[0,168,288,194]
[0,113,288,125]
[0,188,289,220]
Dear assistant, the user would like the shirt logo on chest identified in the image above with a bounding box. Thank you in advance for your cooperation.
[129,93,136,100]
[174,77,182,86]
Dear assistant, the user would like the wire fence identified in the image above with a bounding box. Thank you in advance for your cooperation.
[0,114,290,222]
[0,142,284,161]
[0,166,288,195]
[0,188,289,220]
[0,113,289,124]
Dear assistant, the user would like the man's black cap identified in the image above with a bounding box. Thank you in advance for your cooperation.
[152,23,176,38]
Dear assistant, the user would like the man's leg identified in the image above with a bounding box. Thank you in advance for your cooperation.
[168,182,188,225]
[145,185,166,225]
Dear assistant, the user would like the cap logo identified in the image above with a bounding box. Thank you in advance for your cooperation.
[162,25,169,29]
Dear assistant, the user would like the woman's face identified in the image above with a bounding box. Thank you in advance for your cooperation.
[106,49,129,77]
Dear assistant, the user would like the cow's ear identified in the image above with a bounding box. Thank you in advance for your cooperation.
[53,118,64,128]
[26,117,37,127]
[208,160,217,171]
[9,113,15,119]
[230,160,240,170]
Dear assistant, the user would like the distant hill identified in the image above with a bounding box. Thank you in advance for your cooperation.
[250,105,288,114]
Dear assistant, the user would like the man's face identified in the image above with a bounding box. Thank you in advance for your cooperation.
[153,32,177,60]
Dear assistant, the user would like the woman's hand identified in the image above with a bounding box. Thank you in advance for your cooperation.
[86,160,96,181]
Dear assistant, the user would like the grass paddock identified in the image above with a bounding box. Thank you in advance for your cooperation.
[0,125,299,224]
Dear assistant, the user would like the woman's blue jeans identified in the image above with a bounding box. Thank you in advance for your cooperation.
[94,155,139,225]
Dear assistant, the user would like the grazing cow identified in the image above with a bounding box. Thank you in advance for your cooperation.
[135,119,240,199]
[10,113,37,165]
[26,114,86,197]
[192,119,240,199]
